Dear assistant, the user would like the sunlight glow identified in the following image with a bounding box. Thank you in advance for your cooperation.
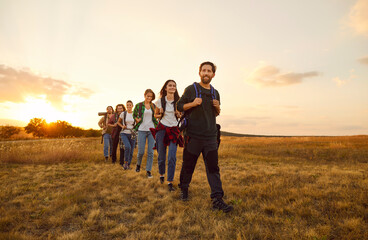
[14,96,79,126]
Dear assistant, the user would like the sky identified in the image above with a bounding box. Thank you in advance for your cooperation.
[0,0,367,135]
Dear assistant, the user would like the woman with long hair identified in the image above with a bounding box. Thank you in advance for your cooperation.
[151,80,182,191]
[118,100,136,170]
[133,89,158,178]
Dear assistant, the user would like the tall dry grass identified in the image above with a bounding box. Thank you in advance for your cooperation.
[0,136,367,239]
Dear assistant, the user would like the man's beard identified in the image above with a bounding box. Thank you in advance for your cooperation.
[201,76,212,84]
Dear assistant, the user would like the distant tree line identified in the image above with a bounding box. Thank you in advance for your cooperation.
[1,118,101,139]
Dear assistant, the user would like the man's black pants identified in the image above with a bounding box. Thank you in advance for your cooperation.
[179,137,224,199]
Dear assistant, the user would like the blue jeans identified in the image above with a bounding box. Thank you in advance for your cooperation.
[156,129,178,182]
[103,133,112,157]
[120,132,136,165]
[137,130,155,171]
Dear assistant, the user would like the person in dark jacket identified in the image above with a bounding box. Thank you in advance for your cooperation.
[176,61,233,213]
[108,104,126,165]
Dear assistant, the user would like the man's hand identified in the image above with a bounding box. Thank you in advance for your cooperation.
[192,98,202,106]
[212,99,220,115]
[135,118,142,123]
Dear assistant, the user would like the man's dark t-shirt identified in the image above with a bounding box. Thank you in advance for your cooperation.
[177,83,220,140]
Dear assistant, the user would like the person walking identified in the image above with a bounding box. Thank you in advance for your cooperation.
[177,61,233,213]
[151,80,182,191]
[133,89,158,178]
[98,106,114,162]
[118,100,136,170]
[108,104,126,165]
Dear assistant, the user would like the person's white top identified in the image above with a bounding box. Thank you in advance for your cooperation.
[138,107,155,131]
[119,112,135,134]
[155,97,178,127]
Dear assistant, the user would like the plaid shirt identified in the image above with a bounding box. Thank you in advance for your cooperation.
[150,122,184,148]
[132,102,158,131]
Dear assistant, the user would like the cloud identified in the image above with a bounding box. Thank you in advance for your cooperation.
[245,62,320,87]
[348,0,368,37]
[358,56,368,65]
[332,69,356,87]
[0,64,93,108]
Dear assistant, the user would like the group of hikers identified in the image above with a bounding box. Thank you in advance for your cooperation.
[98,61,233,213]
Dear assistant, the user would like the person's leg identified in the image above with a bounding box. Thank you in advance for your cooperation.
[136,131,146,169]
[155,129,167,179]
[111,135,119,163]
[128,136,136,167]
[179,147,199,189]
[103,134,110,158]
[202,140,233,212]
[109,134,113,158]
[167,140,178,183]
[202,144,224,199]
[121,133,131,162]
[118,133,126,166]
[146,131,155,172]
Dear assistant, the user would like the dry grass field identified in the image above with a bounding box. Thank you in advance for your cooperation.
[0,136,367,240]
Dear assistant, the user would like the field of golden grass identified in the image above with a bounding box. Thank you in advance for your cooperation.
[0,136,367,239]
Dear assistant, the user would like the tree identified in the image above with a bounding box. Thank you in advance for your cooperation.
[0,125,21,139]
[25,118,47,138]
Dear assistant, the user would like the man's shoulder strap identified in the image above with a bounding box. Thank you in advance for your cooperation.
[193,82,217,100]
[193,82,201,98]
[210,84,217,100]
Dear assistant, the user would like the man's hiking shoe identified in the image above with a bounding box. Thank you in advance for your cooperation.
[160,176,164,184]
[136,165,140,172]
[180,188,188,201]
[168,183,176,192]
[104,157,108,163]
[212,198,233,213]
[146,171,153,178]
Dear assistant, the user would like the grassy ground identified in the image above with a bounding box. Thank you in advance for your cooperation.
[0,136,367,239]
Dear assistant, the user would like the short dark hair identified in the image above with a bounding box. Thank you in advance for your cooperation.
[199,61,217,73]
[126,100,133,106]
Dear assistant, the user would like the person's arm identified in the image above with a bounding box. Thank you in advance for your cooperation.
[154,99,163,119]
[177,86,200,112]
[117,117,125,129]
[107,115,117,127]
[98,117,105,129]
[213,90,221,116]
[133,104,141,123]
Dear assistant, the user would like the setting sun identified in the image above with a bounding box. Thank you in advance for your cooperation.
[14,96,78,126]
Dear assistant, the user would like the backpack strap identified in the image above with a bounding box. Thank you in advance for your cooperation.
[161,97,166,118]
[123,111,127,125]
[210,84,216,100]
[193,82,201,98]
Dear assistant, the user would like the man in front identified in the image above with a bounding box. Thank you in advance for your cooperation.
[176,61,233,213]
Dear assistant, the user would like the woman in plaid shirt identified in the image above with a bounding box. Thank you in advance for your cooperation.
[133,89,158,178]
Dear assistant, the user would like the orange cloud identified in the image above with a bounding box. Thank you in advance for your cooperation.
[245,62,320,87]
[358,56,368,65]
[332,69,356,87]
[0,64,93,108]
[348,0,368,37]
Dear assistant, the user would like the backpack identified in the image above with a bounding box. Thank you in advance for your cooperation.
[178,82,221,148]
